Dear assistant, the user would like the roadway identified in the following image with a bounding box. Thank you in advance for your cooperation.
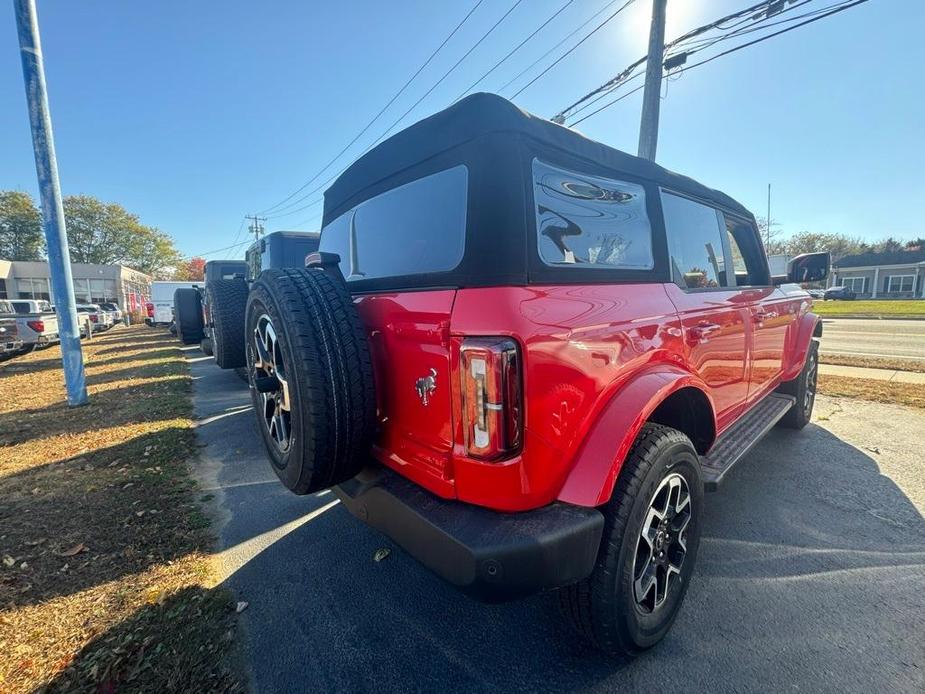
[818,318,925,360]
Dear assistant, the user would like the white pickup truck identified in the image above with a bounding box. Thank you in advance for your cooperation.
[9,299,60,349]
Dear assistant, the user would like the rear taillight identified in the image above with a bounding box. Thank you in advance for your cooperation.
[460,337,523,461]
[27,320,44,332]
[89,314,98,323]
[145,302,154,317]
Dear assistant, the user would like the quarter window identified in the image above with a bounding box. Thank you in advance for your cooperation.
[660,192,726,289]
[722,215,769,286]
[533,159,653,270]
[320,165,468,281]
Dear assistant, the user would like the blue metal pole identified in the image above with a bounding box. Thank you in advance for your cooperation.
[14,0,87,406]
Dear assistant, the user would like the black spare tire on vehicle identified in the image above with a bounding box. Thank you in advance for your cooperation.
[207,278,248,369]
[245,267,376,494]
[173,288,204,345]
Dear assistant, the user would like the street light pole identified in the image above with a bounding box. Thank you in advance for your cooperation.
[637,0,667,161]
[14,0,87,406]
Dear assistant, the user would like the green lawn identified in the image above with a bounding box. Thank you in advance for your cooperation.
[812,299,925,317]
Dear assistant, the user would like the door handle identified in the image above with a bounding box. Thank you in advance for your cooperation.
[688,322,721,344]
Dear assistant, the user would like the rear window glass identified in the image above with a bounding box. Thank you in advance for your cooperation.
[320,165,468,281]
[533,159,653,270]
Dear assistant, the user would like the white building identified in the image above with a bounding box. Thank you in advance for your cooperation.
[0,259,152,311]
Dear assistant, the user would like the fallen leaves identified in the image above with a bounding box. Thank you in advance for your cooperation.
[56,543,88,558]
[0,326,243,691]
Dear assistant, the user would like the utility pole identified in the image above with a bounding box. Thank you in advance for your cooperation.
[14,0,87,406]
[246,215,266,242]
[637,0,667,161]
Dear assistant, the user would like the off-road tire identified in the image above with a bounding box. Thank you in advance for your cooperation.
[208,278,248,369]
[777,339,818,429]
[559,423,703,656]
[234,366,249,383]
[245,268,376,494]
[173,288,204,344]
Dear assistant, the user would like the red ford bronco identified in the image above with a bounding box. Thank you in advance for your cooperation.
[242,93,828,656]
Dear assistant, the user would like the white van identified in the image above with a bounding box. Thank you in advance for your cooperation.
[148,281,204,326]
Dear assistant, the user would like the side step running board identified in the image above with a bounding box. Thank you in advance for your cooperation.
[700,393,796,491]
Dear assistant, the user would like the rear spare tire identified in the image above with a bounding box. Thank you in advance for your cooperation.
[245,268,376,494]
[173,288,204,345]
[207,278,248,368]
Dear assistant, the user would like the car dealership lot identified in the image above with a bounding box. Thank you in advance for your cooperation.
[190,349,924,693]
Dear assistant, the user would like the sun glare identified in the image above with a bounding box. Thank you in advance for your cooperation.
[625,0,700,45]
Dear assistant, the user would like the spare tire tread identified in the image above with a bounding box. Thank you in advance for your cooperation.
[174,288,204,344]
[208,278,248,368]
[248,268,375,494]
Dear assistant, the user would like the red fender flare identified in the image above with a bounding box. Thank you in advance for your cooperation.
[781,311,821,382]
[557,366,715,507]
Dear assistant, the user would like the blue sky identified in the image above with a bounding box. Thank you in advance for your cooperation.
[1,0,921,259]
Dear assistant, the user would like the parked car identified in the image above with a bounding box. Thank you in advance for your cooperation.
[823,285,856,300]
[806,288,826,299]
[149,281,204,326]
[98,302,123,323]
[0,300,24,360]
[74,303,104,333]
[219,94,830,656]
[9,299,60,349]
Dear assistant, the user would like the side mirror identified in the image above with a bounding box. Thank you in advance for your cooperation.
[774,252,830,285]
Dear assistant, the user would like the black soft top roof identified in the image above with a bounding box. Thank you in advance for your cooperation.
[324,92,751,222]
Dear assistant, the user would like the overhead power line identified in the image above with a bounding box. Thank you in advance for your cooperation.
[554,0,783,123]
[497,0,626,95]
[560,0,872,127]
[255,0,485,217]
[453,0,575,102]
[265,0,526,222]
[510,0,637,100]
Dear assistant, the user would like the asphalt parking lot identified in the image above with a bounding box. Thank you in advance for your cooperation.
[188,348,925,693]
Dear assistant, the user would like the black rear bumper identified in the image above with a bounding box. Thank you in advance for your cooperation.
[334,466,604,602]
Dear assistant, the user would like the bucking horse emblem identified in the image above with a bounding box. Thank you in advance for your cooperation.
[415,368,437,406]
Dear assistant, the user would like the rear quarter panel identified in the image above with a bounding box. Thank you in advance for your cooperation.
[450,284,687,510]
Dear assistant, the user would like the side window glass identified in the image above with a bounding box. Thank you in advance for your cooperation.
[660,191,726,289]
[533,159,654,270]
[724,216,769,286]
[319,166,468,281]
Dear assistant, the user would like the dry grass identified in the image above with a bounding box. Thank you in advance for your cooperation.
[0,326,243,693]
[818,374,925,410]
[818,353,925,373]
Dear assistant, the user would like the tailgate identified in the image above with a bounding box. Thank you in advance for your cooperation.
[355,290,457,496]
[42,313,59,334]
[0,318,19,342]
